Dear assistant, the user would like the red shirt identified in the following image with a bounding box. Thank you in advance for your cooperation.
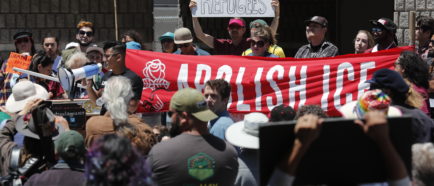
[213,38,250,55]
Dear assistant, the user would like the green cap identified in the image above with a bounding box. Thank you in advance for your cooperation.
[250,19,268,28]
[55,130,85,159]
[170,88,217,122]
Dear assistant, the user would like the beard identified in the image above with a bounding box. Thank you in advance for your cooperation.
[169,116,182,137]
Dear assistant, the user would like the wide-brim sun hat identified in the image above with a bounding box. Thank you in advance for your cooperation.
[339,101,402,119]
[5,80,49,113]
[225,112,269,149]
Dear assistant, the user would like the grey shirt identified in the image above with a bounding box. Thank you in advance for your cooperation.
[294,41,339,58]
[148,133,239,186]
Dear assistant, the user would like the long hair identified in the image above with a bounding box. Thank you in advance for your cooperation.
[397,51,430,89]
[116,124,157,155]
[85,134,153,186]
[102,76,134,126]
[404,79,425,109]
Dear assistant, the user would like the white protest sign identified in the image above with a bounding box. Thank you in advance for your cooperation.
[192,0,275,18]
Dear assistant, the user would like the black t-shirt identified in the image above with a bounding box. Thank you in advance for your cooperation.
[101,68,143,100]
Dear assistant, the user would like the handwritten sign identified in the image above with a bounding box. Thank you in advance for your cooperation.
[5,52,32,74]
[192,0,275,17]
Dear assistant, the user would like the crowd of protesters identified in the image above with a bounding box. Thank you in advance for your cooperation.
[0,0,434,185]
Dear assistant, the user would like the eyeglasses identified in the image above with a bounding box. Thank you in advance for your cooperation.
[250,40,266,48]
[78,30,94,37]
[176,43,191,48]
[371,27,383,33]
[16,38,30,44]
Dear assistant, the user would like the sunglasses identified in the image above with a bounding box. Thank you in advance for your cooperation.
[250,40,266,48]
[78,30,94,37]
[176,43,190,48]
[161,39,173,43]
[371,27,383,33]
[16,38,30,44]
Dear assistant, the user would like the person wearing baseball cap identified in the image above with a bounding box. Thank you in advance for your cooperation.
[294,16,339,58]
[189,0,281,55]
[148,88,238,185]
[365,18,398,53]
[173,27,210,56]
[159,32,177,53]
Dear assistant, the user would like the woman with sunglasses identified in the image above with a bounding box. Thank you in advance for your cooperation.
[247,27,278,58]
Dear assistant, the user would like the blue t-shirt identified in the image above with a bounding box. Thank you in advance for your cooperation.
[173,47,210,56]
[209,110,234,140]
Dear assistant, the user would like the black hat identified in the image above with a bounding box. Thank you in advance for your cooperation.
[305,16,328,27]
[366,68,409,94]
[370,18,397,33]
[269,104,296,122]
[13,31,32,40]
[16,107,66,140]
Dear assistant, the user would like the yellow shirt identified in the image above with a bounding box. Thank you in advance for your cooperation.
[242,44,286,57]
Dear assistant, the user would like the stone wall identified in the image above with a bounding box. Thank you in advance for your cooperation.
[394,0,434,45]
[0,0,153,59]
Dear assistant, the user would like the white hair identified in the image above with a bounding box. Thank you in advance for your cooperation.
[65,51,88,69]
[102,76,134,126]
[412,143,434,186]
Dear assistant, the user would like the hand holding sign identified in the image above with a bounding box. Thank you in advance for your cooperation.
[5,52,32,75]
[191,0,275,18]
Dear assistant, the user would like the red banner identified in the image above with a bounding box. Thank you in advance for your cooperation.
[126,47,412,116]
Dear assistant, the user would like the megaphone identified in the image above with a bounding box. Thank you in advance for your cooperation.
[58,63,102,99]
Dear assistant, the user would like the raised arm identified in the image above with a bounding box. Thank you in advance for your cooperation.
[355,111,409,183]
[190,0,215,48]
[270,0,280,36]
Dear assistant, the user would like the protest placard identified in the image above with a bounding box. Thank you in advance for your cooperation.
[191,0,275,17]
[5,52,32,74]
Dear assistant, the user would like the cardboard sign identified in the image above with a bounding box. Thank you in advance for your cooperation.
[191,0,275,17]
[259,117,412,185]
[5,52,32,74]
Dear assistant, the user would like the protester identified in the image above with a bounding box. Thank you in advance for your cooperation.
[415,16,434,61]
[0,31,37,106]
[354,30,374,54]
[226,112,270,185]
[85,134,153,186]
[294,16,338,58]
[61,20,97,66]
[115,124,157,156]
[247,26,279,57]
[86,41,143,114]
[269,104,296,122]
[159,32,177,53]
[270,112,411,186]
[173,27,210,55]
[204,79,234,140]
[367,68,434,143]
[152,124,170,142]
[122,30,143,45]
[412,142,434,186]
[62,51,90,99]
[28,51,67,99]
[242,18,286,57]
[339,89,402,119]
[365,18,397,53]
[189,0,281,55]
[85,76,150,147]
[295,104,328,119]
[24,131,86,186]
[394,51,431,115]
[41,35,62,74]
[148,88,238,185]
[86,46,104,64]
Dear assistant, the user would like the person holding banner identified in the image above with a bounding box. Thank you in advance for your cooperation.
[295,16,338,58]
[242,19,286,57]
[159,32,177,53]
[173,27,210,56]
[190,0,281,55]
[365,18,398,53]
[353,30,375,54]
[247,26,279,57]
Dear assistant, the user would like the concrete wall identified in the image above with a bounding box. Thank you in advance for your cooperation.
[394,0,434,45]
[0,0,153,59]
